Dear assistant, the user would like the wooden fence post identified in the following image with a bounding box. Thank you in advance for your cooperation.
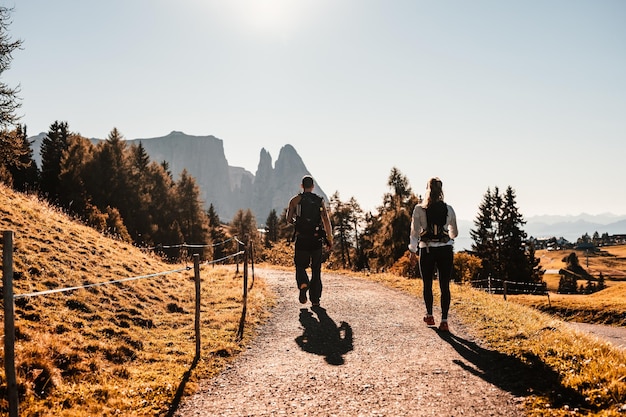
[235,238,241,274]
[3,230,19,417]
[236,241,248,341]
[193,254,201,361]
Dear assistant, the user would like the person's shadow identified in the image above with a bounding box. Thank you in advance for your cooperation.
[295,306,353,365]
[435,330,591,411]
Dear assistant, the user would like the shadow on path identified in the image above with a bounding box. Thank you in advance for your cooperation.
[436,330,592,412]
[296,306,354,365]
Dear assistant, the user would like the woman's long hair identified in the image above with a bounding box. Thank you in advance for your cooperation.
[421,177,444,209]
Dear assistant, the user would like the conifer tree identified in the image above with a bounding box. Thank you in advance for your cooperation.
[207,204,227,260]
[368,168,417,270]
[145,160,178,245]
[349,197,364,269]
[127,142,154,245]
[264,209,279,247]
[58,133,94,215]
[276,207,293,241]
[471,185,542,286]
[175,169,210,244]
[498,186,529,282]
[40,121,70,201]
[470,187,499,282]
[330,192,354,269]
[1,125,38,189]
[229,208,260,256]
[355,211,379,271]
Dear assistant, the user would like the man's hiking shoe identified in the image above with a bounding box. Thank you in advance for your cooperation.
[423,316,435,326]
[299,284,308,304]
[311,301,320,307]
[438,322,449,332]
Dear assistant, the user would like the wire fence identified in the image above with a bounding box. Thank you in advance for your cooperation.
[1,230,254,417]
[471,275,550,304]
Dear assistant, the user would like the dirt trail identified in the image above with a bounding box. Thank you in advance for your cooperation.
[175,268,531,416]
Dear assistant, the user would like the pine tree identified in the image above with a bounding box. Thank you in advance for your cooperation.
[127,142,154,245]
[145,161,178,245]
[498,186,529,283]
[349,197,364,270]
[175,169,210,244]
[470,187,499,283]
[40,121,70,201]
[276,207,293,241]
[330,192,353,269]
[229,209,260,256]
[207,204,228,261]
[356,211,379,271]
[471,185,542,286]
[264,209,279,247]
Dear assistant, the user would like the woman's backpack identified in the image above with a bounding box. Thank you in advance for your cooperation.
[420,201,450,243]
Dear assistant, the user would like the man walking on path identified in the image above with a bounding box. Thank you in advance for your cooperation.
[286,175,333,306]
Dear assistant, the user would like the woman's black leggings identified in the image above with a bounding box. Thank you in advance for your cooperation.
[419,245,454,320]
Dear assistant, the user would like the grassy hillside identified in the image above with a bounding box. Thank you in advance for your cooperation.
[511,246,626,325]
[0,184,272,416]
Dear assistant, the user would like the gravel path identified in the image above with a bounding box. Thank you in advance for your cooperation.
[175,268,527,416]
[566,322,626,350]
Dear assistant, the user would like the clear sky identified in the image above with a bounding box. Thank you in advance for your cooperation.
[4,0,626,222]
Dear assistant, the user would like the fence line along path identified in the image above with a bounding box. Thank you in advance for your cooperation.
[175,268,526,416]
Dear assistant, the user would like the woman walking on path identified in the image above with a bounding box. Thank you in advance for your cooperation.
[409,177,458,331]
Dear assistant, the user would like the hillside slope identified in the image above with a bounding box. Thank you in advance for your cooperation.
[0,184,269,416]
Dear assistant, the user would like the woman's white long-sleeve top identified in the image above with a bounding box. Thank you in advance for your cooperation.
[408,203,459,253]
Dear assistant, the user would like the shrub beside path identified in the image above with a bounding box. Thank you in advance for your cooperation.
[175,268,526,416]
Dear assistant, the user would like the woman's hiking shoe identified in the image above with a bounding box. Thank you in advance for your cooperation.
[299,284,308,304]
[423,316,435,326]
[438,322,449,332]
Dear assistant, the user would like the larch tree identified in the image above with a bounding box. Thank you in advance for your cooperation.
[58,133,94,215]
[1,125,38,190]
[368,168,417,270]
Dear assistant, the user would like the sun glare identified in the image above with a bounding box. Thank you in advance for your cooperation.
[204,0,323,41]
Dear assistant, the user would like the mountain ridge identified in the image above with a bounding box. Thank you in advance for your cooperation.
[28,130,327,224]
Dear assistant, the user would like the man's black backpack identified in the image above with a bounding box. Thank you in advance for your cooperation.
[295,192,324,238]
[419,201,450,243]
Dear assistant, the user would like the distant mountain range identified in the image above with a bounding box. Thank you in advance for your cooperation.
[27,131,625,238]
[28,131,328,224]
[456,216,626,245]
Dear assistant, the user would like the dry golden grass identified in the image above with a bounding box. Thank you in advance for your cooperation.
[0,184,273,416]
[538,246,626,279]
[510,247,626,326]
